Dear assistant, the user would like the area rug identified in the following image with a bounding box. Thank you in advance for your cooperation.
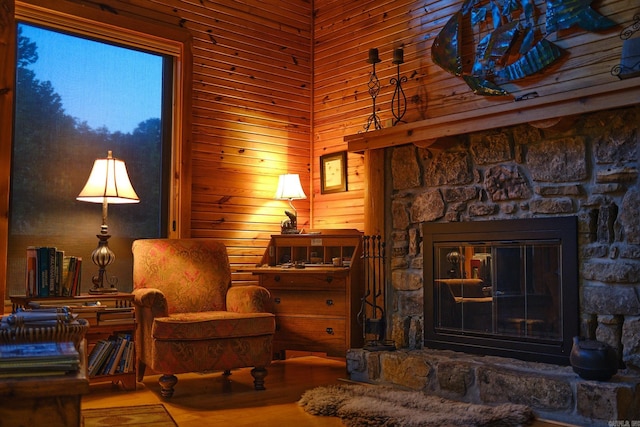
[298,384,535,427]
[82,404,177,427]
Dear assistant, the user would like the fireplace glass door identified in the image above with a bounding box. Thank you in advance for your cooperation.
[424,217,578,365]
[434,241,562,340]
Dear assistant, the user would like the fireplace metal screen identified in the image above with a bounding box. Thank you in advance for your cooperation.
[423,217,578,365]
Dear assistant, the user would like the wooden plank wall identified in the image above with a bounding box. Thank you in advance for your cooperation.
[123,0,314,284]
[312,0,639,224]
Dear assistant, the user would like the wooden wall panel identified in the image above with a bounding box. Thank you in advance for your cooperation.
[142,0,314,284]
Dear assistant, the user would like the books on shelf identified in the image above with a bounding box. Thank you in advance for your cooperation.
[87,334,133,377]
[25,246,82,297]
[0,341,80,377]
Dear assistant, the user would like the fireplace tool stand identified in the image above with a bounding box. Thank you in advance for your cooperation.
[358,235,395,351]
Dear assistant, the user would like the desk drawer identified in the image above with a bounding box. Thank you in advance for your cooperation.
[261,273,346,290]
[270,290,345,316]
[274,316,346,356]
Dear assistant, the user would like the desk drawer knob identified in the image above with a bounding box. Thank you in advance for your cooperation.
[326,299,334,306]
[326,327,334,335]
[325,276,333,283]
[274,297,281,304]
[274,275,281,282]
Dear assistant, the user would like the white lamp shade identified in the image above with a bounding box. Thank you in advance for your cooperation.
[274,174,307,200]
[77,151,139,204]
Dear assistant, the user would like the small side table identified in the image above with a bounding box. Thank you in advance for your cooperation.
[10,293,137,390]
[0,343,89,427]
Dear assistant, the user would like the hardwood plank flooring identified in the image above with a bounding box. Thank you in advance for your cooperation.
[82,355,572,426]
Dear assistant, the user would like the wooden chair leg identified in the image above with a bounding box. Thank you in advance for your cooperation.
[136,360,147,382]
[251,367,267,390]
[159,374,178,398]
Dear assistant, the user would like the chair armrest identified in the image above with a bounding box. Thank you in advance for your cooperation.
[132,288,169,369]
[132,288,169,318]
[226,285,273,313]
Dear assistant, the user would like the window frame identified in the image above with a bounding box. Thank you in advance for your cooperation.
[0,0,193,303]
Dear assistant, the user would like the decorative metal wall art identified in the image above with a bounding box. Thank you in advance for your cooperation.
[431,0,617,96]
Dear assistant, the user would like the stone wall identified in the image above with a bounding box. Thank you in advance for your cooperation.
[347,106,640,424]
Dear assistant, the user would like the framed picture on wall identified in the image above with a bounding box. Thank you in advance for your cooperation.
[320,151,347,194]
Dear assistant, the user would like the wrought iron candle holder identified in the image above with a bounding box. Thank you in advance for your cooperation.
[390,48,407,125]
[358,235,395,351]
[611,15,640,80]
[363,48,382,132]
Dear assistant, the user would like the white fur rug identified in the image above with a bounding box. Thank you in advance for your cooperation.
[298,384,535,427]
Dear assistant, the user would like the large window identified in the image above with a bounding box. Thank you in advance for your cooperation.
[3,2,190,298]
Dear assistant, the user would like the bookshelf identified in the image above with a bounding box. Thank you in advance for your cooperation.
[9,293,136,390]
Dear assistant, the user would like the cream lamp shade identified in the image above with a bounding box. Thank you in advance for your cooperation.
[274,174,307,201]
[77,151,140,204]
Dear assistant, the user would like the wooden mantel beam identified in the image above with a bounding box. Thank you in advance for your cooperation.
[346,78,640,152]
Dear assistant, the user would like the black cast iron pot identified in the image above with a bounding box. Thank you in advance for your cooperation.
[570,336,618,381]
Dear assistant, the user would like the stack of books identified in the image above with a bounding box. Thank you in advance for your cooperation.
[0,341,80,378]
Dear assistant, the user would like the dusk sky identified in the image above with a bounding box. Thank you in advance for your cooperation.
[20,23,163,134]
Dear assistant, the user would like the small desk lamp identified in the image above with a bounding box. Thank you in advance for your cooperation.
[77,150,139,294]
[274,174,306,234]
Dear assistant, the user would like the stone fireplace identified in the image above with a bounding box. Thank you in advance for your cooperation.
[347,106,640,424]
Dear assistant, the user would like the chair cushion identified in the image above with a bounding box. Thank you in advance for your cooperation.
[152,311,275,340]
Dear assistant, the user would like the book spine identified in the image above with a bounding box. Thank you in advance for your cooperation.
[25,247,37,297]
[124,340,135,373]
[90,340,114,377]
[48,247,56,296]
[117,340,130,374]
[61,256,74,297]
[71,257,82,296]
[37,247,49,297]
[54,249,64,296]
[108,337,128,375]
[100,338,121,376]
[87,340,107,374]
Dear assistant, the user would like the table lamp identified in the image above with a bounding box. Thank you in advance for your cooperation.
[77,150,139,294]
[274,174,306,234]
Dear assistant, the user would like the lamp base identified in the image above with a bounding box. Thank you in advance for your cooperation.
[90,231,119,294]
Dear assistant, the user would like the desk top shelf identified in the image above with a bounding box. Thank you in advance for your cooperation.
[258,229,362,268]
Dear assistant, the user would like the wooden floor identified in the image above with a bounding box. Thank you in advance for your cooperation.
[82,355,570,427]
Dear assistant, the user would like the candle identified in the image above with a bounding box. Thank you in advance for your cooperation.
[368,48,380,64]
[393,48,404,64]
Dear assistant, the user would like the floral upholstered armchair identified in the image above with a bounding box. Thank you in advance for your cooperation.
[131,238,275,398]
